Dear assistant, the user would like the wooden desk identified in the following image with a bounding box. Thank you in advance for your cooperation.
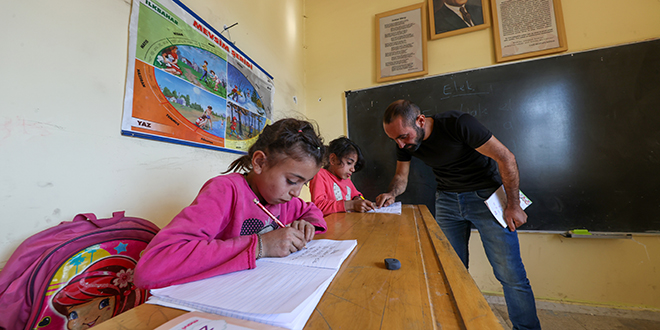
[96,205,502,330]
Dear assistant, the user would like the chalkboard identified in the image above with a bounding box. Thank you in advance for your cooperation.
[346,39,660,233]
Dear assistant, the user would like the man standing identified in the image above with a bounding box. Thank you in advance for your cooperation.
[376,100,541,330]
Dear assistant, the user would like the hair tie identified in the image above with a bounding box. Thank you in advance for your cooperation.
[298,129,303,133]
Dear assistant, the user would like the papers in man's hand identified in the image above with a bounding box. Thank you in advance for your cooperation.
[367,201,402,214]
[484,186,532,228]
[148,239,357,330]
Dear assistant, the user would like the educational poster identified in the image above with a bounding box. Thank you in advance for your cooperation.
[122,0,274,153]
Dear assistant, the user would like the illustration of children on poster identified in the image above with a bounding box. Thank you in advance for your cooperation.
[154,68,226,139]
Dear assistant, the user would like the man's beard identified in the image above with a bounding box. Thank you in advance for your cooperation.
[404,125,425,152]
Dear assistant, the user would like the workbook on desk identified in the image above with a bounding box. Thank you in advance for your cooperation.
[148,239,357,330]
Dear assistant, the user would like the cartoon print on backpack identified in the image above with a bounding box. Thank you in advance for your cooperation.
[35,242,148,329]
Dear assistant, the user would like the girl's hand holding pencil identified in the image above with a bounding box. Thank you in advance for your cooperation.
[254,198,314,258]
[290,220,316,242]
[259,228,308,257]
[347,195,376,213]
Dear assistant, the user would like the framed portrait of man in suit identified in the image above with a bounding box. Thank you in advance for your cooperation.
[428,0,490,39]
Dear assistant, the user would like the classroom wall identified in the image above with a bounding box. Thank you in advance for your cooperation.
[304,0,660,309]
[0,0,308,268]
[2,0,659,312]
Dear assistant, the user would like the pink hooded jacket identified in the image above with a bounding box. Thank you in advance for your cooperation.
[134,173,326,289]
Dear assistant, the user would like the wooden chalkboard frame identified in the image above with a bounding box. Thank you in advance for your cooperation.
[346,39,660,233]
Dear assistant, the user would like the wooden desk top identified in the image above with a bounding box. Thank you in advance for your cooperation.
[96,205,502,330]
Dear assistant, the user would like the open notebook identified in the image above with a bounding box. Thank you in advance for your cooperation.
[148,239,357,330]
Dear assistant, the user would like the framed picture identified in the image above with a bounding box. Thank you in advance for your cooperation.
[376,3,428,83]
[428,0,491,40]
[491,0,568,62]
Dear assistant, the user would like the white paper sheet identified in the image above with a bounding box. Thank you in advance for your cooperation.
[367,201,402,214]
[484,186,532,228]
[260,239,357,269]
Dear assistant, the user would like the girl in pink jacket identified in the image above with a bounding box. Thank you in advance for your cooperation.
[135,119,328,289]
[309,137,375,216]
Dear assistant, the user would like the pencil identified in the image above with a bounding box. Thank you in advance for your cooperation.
[253,198,286,228]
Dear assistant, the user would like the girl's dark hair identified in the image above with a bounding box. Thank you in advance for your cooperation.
[224,118,326,173]
[326,136,365,173]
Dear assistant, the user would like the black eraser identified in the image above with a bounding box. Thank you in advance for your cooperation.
[384,258,401,270]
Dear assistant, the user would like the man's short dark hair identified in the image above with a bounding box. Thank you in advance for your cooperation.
[383,99,420,127]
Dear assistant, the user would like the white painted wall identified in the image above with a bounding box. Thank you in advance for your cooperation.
[0,0,306,267]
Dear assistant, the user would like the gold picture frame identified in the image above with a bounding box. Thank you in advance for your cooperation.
[376,3,428,83]
[491,0,568,62]
[428,0,491,40]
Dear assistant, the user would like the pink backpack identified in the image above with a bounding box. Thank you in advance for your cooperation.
[0,211,159,330]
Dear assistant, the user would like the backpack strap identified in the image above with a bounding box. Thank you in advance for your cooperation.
[72,211,126,227]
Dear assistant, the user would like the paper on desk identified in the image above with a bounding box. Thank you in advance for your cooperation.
[149,239,357,315]
[367,201,402,214]
[260,239,357,269]
[150,273,332,330]
[484,185,532,228]
[152,262,333,314]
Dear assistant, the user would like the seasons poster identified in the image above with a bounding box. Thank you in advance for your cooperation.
[122,0,274,153]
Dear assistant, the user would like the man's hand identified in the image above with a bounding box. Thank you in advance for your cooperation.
[503,205,527,232]
[375,193,396,208]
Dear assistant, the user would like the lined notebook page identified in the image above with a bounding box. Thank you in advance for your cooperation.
[260,239,357,269]
[151,273,331,329]
[151,262,335,314]
[149,239,357,329]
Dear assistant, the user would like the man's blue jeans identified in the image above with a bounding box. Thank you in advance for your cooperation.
[435,188,541,330]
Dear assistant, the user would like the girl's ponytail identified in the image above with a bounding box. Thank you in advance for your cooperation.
[224,118,326,173]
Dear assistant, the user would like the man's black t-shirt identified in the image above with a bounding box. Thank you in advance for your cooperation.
[396,111,502,192]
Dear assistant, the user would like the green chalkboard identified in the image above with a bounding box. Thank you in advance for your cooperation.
[346,39,660,233]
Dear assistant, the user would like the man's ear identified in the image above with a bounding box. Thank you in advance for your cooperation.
[252,150,267,174]
[416,114,426,128]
